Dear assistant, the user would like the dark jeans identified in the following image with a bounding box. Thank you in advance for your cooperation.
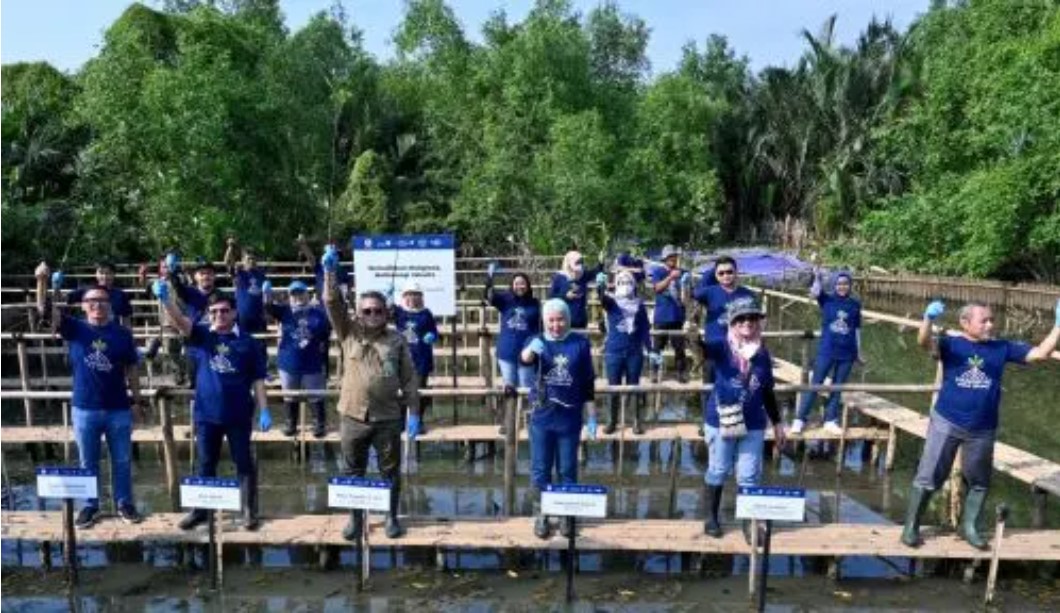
[914,412,995,491]
[340,415,403,493]
[529,420,579,491]
[605,349,644,420]
[196,421,256,477]
[797,354,855,422]
[652,321,686,372]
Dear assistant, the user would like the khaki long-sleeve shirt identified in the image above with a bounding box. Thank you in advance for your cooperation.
[324,274,418,422]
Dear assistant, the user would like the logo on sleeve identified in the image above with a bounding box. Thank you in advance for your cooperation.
[85,338,114,372]
[955,355,991,390]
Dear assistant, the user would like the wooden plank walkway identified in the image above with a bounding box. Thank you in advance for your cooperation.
[3,512,1058,560]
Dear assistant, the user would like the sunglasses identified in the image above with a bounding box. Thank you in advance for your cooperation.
[361,307,386,316]
[716,269,735,276]
[84,298,110,306]
[208,307,232,315]
[731,315,761,325]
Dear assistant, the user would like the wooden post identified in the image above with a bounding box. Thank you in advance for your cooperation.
[17,339,34,426]
[159,396,179,511]
[884,423,898,472]
[1031,486,1047,529]
[797,334,812,423]
[835,403,849,475]
[299,399,308,464]
[61,401,71,463]
[948,448,963,529]
[62,499,78,586]
[503,396,519,516]
[666,438,680,518]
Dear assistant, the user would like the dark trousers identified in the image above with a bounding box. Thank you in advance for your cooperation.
[196,421,256,477]
[652,321,687,372]
[529,420,579,491]
[914,412,995,491]
[340,415,403,495]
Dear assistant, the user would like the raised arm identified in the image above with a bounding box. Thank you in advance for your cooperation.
[295,233,315,266]
[321,245,355,340]
[1025,301,1060,363]
[154,280,193,337]
[34,262,62,331]
[917,300,945,350]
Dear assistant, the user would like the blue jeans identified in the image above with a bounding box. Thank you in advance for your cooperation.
[498,358,536,389]
[604,349,643,385]
[704,426,765,487]
[196,422,256,478]
[529,420,580,491]
[796,354,855,422]
[279,369,326,402]
[72,408,133,511]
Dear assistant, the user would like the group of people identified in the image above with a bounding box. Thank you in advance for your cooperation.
[32,240,1060,550]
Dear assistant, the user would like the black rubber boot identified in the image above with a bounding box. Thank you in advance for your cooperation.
[704,485,723,537]
[282,401,299,437]
[560,516,575,538]
[342,510,363,542]
[385,484,405,539]
[900,485,933,548]
[959,486,989,550]
[604,396,619,435]
[531,489,551,539]
[241,472,260,531]
[311,401,327,438]
[178,508,208,531]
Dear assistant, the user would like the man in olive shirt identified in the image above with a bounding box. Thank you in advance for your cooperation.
[321,245,419,539]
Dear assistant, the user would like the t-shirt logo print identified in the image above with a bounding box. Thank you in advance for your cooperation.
[955,355,991,390]
[248,277,261,296]
[830,310,850,335]
[295,318,312,349]
[507,307,528,331]
[402,322,419,345]
[85,338,113,372]
[210,343,237,374]
[544,354,573,386]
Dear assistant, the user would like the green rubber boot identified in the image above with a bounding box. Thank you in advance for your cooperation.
[900,485,933,548]
[959,487,989,550]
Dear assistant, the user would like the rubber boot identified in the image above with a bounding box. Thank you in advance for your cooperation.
[385,484,405,539]
[632,394,646,436]
[282,401,299,437]
[704,485,723,537]
[560,516,575,538]
[178,508,208,531]
[532,490,551,540]
[741,520,757,546]
[342,510,363,542]
[241,472,260,531]
[311,401,327,438]
[603,396,619,435]
[959,487,989,550]
[900,485,933,548]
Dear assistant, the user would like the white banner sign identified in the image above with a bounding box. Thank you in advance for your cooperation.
[541,484,608,518]
[352,234,456,316]
[328,477,392,511]
[180,477,241,511]
[735,486,806,522]
[36,467,98,500]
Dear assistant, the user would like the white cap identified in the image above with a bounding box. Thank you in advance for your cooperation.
[402,280,423,295]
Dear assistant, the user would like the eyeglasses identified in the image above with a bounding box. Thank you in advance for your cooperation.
[361,307,385,316]
[716,269,735,276]
[208,307,232,315]
[84,298,110,306]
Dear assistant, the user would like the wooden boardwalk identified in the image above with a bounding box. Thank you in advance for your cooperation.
[3,512,1058,560]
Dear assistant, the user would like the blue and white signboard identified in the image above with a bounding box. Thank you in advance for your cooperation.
[735,486,806,522]
[36,467,98,500]
[541,484,608,518]
[352,234,456,316]
[328,477,391,511]
[180,477,241,511]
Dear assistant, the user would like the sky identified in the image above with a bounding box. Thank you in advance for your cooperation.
[1,1,928,75]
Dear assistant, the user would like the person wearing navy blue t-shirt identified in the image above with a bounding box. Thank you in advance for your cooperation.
[521,299,597,540]
[792,270,862,435]
[649,245,690,383]
[699,297,784,542]
[902,299,1060,550]
[36,262,146,528]
[158,289,271,533]
[68,262,133,327]
[691,256,756,384]
[224,240,269,335]
[549,250,603,330]
[484,268,541,391]
[393,281,439,432]
[597,270,651,435]
[265,280,332,438]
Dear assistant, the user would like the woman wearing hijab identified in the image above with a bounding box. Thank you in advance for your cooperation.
[701,297,785,542]
[483,264,541,392]
[549,250,602,330]
[596,270,652,435]
[791,270,862,436]
[521,299,598,539]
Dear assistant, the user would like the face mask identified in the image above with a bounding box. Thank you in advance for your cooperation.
[737,342,760,361]
[616,282,635,298]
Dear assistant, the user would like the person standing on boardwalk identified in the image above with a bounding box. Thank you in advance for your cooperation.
[67,261,134,328]
[596,270,651,435]
[393,280,439,433]
[36,262,146,528]
[791,269,862,436]
[689,256,757,382]
[521,298,597,539]
[483,265,541,393]
[902,299,1060,550]
[156,286,270,532]
[649,245,691,383]
[549,250,603,330]
[321,245,419,540]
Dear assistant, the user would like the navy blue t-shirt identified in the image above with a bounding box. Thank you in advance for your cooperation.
[68,286,133,320]
[650,266,687,325]
[693,284,757,340]
[187,325,266,425]
[817,293,861,361]
[267,303,331,375]
[934,335,1030,431]
[174,281,211,325]
[600,293,651,356]
[60,316,138,410]
[490,291,542,363]
[394,306,438,376]
[549,266,602,329]
[233,269,267,333]
[702,339,776,431]
[527,333,596,430]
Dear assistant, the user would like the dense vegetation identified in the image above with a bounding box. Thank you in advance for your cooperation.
[3,0,1058,281]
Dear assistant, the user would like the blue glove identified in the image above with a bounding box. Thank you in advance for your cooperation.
[152,279,170,303]
[261,280,273,294]
[50,271,64,290]
[595,271,608,287]
[1054,299,1059,328]
[321,245,339,272]
[487,262,499,278]
[385,284,396,303]
[648,351,663,367]
[407,413,421,440]
[258,407,272,432]
[924,300,945,321]
[586,414,598,440]
[527,337,546,356]
[423,332,437,345]
[165,252,180,273]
